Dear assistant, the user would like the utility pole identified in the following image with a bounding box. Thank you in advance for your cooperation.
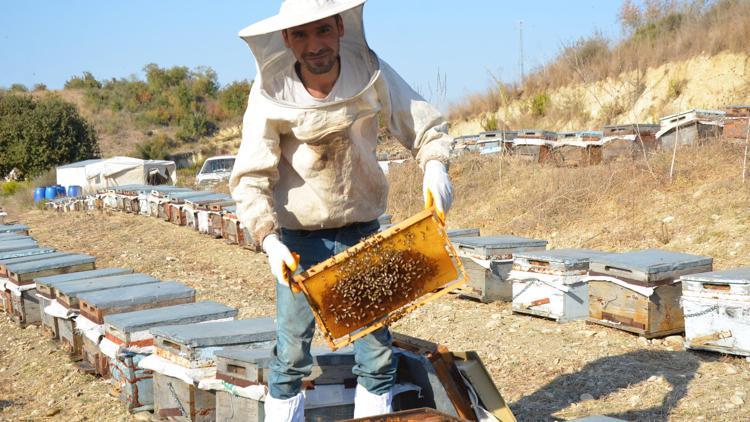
[519,20,525,83]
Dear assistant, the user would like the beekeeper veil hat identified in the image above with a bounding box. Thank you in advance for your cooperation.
[238,0,378,100]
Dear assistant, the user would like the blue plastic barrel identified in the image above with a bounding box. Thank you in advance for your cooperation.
[45,186,58,200]
[67,185,82,198]
[56,185,66,198]
[34,187,46,203]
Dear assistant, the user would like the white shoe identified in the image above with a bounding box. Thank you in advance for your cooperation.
[264,392,304,422]
[353,383,393,418]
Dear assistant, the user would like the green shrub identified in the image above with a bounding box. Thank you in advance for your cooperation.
[33,83,47,92]
[668,78,687,99]
[218,81,252,117]
[10,84,28,93]
[64,71,102,90]
[1,181,20,196]
[0,94,99,178]
[134,134,175,160]
[481,113,499,131]
[529,92,550,117]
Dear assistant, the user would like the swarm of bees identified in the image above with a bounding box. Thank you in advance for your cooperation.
[324,241,437,328]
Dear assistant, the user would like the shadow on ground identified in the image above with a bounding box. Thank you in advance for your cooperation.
[511,349,710,421]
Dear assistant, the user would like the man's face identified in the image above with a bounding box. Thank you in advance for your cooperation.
[283,16,344,75]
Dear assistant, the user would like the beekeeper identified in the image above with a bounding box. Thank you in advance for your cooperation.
[230,0,453,419]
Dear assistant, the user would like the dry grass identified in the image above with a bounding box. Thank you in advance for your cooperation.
[388,139,750,269]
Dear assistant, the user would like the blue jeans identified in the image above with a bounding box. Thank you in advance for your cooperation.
[268,220,397,400]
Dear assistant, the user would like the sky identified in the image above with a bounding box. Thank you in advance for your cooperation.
[0,1,624,109]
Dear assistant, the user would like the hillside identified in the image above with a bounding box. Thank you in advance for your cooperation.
[450,52,750,136]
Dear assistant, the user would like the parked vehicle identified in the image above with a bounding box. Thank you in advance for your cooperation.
[195,155,236,187]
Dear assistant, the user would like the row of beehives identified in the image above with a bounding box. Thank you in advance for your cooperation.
[45,184,397,253]
[452,233,750,356]
[452,106,750,166]
[0,222,516,422]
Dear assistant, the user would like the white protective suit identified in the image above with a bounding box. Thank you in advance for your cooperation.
[230,2,453,244]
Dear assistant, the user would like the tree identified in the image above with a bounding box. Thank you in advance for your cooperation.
[64,71,102,89]
[219,80,252,117]
[0,94,100,178]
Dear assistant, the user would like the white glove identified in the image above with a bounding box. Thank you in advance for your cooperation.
[262,234,299,286]
[423,160,453,223]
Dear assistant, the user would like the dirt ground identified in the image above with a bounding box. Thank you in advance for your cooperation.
[0,209,748,421]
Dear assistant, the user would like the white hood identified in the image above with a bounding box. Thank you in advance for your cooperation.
[239,4,379,106]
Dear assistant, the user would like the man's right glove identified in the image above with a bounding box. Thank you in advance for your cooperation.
[262,234,300,286]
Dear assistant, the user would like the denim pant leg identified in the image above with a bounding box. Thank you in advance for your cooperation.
[334,222,397,396]
[268,229,334,400]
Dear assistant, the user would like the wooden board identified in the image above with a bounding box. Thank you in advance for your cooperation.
[293,209,467,350]
[154,373,216,422]
[345,407,469,422]
[82,336,111,378]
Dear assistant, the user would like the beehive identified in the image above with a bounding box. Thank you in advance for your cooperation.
[588,249,712,337]
[453,236,547,303]
[680,268,750,356]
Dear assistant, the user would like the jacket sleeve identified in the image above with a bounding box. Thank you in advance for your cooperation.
[376,60,453,169]
[228,85,282,245]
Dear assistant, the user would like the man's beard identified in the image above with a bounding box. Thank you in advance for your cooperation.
[301,50,339,75]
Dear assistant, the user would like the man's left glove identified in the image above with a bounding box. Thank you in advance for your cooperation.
[423,160,453,224]
[262,234,300,287]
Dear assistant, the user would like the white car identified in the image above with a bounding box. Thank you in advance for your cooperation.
[195,155,236,187]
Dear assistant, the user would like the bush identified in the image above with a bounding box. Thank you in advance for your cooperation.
[0,94,100,178]
[10,84,28,93]
[64,71,102,90]
[529,92,550,117]
[218,80,252,117]
[134,134,175,160]
[1,181,20,196]
[33,83,47,92]
[668,78,687,99]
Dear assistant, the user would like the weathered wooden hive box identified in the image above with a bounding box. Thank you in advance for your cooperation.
[657,109,725,149]
[214,346,357,421]
[679,268,750,356]
[511,249,608,322]
[598,124,660,163]
[103,301,237,413]
[453,236,547,302]
[78,281,197,377]
[55,274,160,357]
[0,247,55,312]
[149,318,276,421]
[0,250,64,277]
[510,130,555,163]
[0,223,30,235]
[3,253,96,327]
[198,202,236,235]
[587,249,713,338]
[147,187,193,217]
[169,192,218,226]
[447,228,480,239]
[221,211,245,245]
[158,190,200,221]
[35,268,133,338]
[722,106,750,140]
[348,408,468,422]
[208,206,235,238]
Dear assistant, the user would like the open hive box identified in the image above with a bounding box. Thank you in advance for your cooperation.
[293,208,467,350]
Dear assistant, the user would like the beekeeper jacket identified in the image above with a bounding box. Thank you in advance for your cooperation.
[229,5,452,244]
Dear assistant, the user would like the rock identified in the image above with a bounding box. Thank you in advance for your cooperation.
[583,330,596,338]
[45,407,61,417]
[629,395,641,406]
[637,336,650,347]
[650,339,663,346]
[580,393,595,401]
[731,395,745,406]
[725,364,738,375]
[647,375,664,383]
[133,412,152,421]
[664,335,684,346]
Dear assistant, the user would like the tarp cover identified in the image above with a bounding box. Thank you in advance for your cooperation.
[57,157,177,194]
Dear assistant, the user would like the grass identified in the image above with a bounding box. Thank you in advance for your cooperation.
[387,139,750,269]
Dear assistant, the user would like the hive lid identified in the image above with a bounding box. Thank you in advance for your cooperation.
[150,317,276,347]
[590,249,713,282]
[55,274,159,296]
[513,248,608,266]
[0,239,38,252]
[215,345,354,367]
[104,301,237,333]
[0,247,55,261]
[5,253,95,273]
[0,224,29,233]
[453,236,548,250]
[78,281,195,307]
[0,251,66,266]
[679,268,750,285]
[34,268,133,287]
